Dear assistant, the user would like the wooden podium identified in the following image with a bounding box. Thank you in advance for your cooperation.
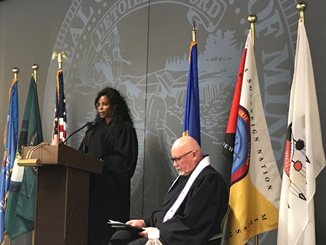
[20,143,103,245]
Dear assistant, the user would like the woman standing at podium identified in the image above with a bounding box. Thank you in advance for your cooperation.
[79,87,138,245]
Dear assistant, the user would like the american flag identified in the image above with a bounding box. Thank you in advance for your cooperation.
[52,69,67,144]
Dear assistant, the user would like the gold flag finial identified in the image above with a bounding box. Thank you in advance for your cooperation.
[296,1,307,22]
[52,51,67,70]
[248,14,257,48]
[32,64,39,82]
[12,67,19,81]
[192,20,197,42]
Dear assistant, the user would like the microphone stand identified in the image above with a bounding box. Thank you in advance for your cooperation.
[62,121,95,144]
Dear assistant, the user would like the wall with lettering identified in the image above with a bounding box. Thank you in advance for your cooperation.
[0,0,325,244]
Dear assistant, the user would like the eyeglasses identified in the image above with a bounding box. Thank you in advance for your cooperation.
[170,150,193,163]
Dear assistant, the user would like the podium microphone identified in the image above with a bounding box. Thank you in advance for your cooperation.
[62,121,97,144]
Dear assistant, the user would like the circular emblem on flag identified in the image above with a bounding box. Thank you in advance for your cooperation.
[231,105,250,184]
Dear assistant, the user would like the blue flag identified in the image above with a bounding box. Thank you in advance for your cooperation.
[0,80,18,242]
[5,76,43,240]
[183,41,201,145]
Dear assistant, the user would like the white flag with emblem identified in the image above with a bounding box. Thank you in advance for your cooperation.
[277,20,325,245]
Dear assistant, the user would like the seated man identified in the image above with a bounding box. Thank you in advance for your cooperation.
[110,136,229,245]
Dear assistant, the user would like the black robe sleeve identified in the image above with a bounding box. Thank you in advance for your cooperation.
[101,121,138,178]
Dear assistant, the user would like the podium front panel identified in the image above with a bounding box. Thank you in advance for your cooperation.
[35,165,89,245]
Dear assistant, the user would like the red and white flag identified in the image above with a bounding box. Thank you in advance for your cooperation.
[277,20,325,245]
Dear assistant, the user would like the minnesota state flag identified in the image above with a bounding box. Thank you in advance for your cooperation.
[223,30,281,244]
[183,41,200,145]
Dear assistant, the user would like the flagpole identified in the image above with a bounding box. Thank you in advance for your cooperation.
[248,14,259,245]
[12,67,19,82]
[31,64,39,245]
[248,14,257,48]
[297,1,307,22]
[32,64,39,82]
[185,20,196,64]
[192,20,196,43]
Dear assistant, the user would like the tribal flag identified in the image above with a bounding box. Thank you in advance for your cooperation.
[183,41,201,145]
[223,30,281,245]
[0,80,18,243]
[4,76,43,240]
[277,21,325,245]
[52,69,67,144]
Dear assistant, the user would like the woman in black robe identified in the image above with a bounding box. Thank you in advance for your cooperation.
[79,87,138,245]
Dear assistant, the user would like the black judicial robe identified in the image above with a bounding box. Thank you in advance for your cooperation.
[80,119,138,245]
[145,159,229,245]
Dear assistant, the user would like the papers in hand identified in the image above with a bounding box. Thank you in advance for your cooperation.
[107,219,144,232]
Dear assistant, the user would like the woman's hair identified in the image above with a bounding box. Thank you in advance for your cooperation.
[94,87,133,126]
